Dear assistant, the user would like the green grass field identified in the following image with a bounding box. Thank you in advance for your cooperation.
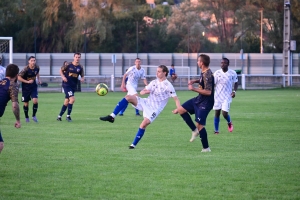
[1,89,299,200]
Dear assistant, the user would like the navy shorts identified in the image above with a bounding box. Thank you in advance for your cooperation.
[0,132,3,142]
[22,88,38,102]
[181,98,211,126]
[63,86,75,99]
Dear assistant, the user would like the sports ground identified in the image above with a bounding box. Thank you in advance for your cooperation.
[1,89,299,199]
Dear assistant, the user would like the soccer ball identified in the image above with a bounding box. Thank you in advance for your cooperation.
[95,83,108,96]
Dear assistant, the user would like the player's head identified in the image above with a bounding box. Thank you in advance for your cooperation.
[197,54,210,68]
[135,58,141,67]
[73,52,81,63]
[222,58,230,65]
[171,64,174,68]
[6,64,19,79]
[28,56,36,67]
[157,65,169,77]
[221,58,229,71]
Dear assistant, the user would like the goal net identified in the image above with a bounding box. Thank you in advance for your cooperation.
[0,37,13,66]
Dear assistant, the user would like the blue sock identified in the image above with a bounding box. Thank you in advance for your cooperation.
[199,128,209,149]
[59,105,67,116]
[214,117,220,131]
[224,115,231,123]
[180,112,197,131]
[67,104,73,115]
[113,98,128,115]
[132,128,145,146]
[119,103,128,114]
[135,109,140,115]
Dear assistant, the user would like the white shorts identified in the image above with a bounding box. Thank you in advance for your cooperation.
[133,96,160,123]
[126,84,138,95]
[213,101,231,112]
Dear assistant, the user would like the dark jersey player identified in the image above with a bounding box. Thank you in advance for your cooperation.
[57,52,85,122]
[0,64,21,153]
[173,54,214,152]
[18,56,41,123]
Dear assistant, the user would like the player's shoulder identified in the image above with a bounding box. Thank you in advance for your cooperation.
[228,69,237,74]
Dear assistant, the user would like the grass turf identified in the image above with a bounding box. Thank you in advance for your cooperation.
[0,89,299,199]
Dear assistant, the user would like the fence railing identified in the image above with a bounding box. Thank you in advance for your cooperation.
[36,74,300,92]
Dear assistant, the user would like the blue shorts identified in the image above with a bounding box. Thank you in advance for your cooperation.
[0,132,3,142]
[63,86,75,99]
[22,88,38,102]
[181,98,211,126]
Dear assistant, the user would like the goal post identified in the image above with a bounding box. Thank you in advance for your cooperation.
[0,37,13,64]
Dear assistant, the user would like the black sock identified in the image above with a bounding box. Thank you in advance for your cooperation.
[180,112,197,131]
[59,105,67,117]
[23,105,29,118]
[199,128,209,149]
[32,103,38,117]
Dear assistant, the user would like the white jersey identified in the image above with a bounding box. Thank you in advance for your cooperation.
[214,69,238,103]
[0,65,6,80]
[125,65,146,89]
[139,79,176,117]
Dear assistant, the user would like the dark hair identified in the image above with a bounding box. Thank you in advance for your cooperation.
[74,52,81,57]
[5,64,19,78]
[28,56,35,61]
[171,64,174,67]
[198,54,210,66]
[222,57,230,65]
[158,65,169,77]
[135,58,141,61]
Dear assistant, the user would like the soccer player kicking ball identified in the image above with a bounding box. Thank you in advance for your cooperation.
[213,58,238,134]
[100,65,181,149]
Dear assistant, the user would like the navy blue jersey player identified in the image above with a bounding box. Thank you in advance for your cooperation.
[18,56,41,123]
[0,64,21,153]
[173,54,214,152]
[57,53,85,122]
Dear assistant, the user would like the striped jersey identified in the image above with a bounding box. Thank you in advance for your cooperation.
[125,66,146,88]
[145,78,177,112]
[214,69,238,103]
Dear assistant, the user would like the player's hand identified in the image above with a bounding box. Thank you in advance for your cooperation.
[62,77,67,82]
[27,80,34,84]
[80,78,85,83]
[172,109,178,114]
[188,84,194,90]
[121,86,127,92]
[15,121,21,128]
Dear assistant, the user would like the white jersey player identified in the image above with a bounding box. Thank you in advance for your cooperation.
[121,58,147,95]
[100,65,182,149]
[213,58,238,134]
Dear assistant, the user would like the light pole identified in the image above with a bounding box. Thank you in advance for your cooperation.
[259,9,263,54]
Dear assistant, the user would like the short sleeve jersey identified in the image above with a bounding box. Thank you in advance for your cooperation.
[214,69,238,103]
[18,65,40,91]
[194,69,214,110]
[145,78,177,112]
[125,66,146,88]
[0,78,19,117]
[0,66,6,80]
[61,63,84,89]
